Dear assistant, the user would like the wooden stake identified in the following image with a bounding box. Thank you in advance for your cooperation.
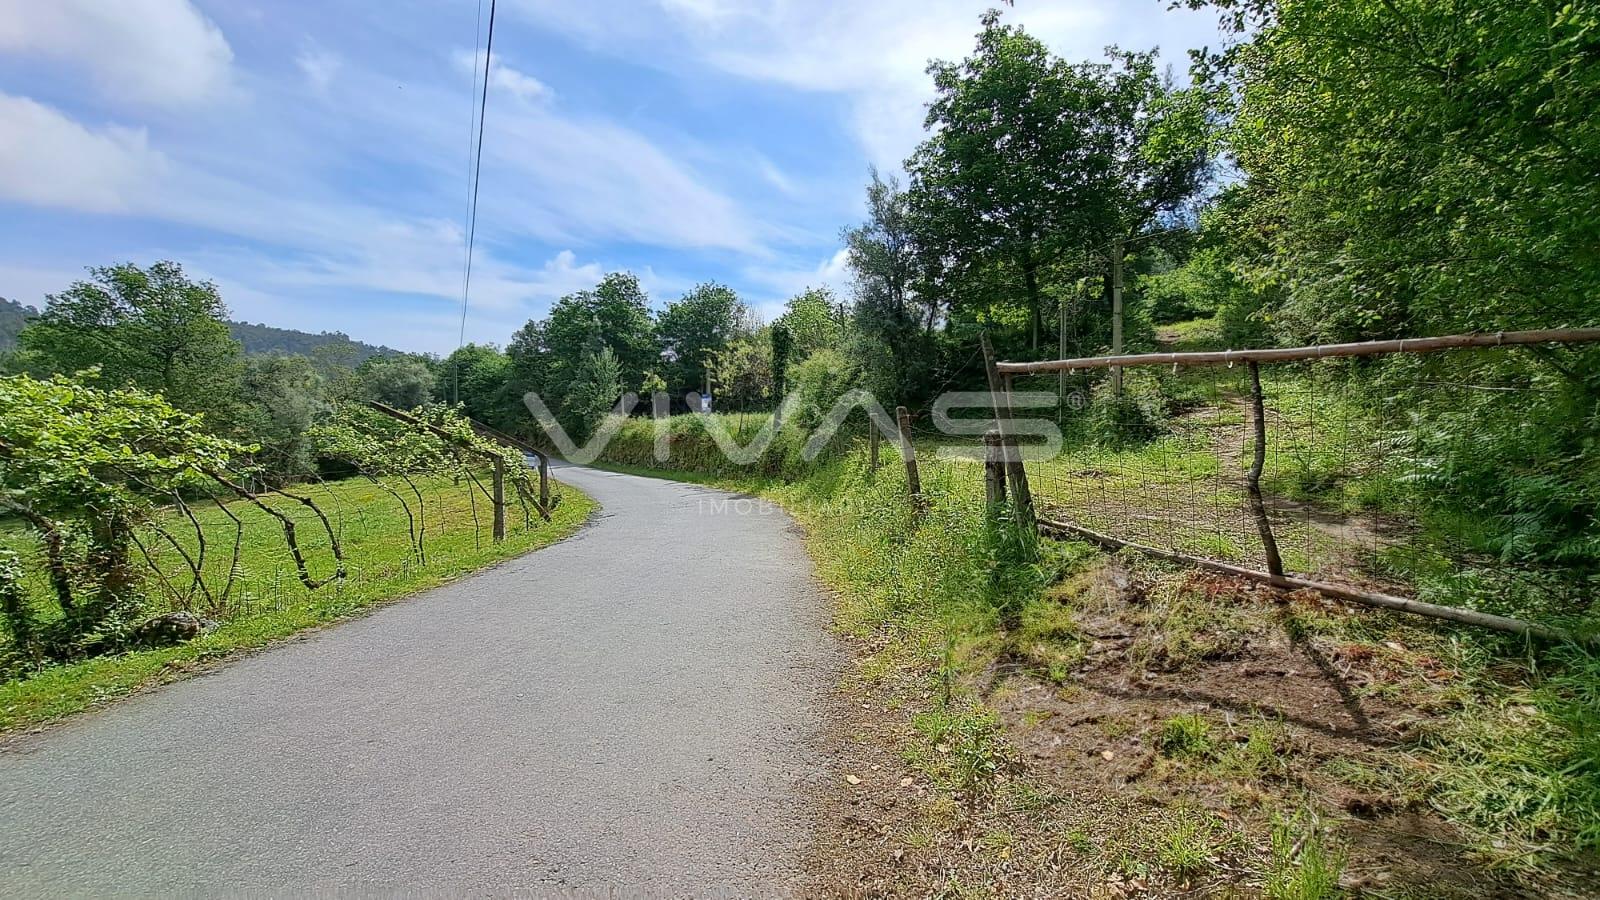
[869,424,881,472]
[538,455,550,514]
[984,430,1007,506]
[1111,236,1124,398]
[492,455,506,543]
[1245,361,1285,578]
[980,334,1034,519]
[896,405,922,505]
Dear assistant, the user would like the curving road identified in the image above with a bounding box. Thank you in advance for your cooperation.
[0,465,840,896]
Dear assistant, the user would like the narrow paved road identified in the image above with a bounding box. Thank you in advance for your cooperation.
[0,466,840,896]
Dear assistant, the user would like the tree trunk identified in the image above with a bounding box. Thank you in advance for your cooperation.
[1021,247,1042,351]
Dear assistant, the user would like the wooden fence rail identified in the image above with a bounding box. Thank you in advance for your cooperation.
[995,327,1600,375]
[990,328,1597,643]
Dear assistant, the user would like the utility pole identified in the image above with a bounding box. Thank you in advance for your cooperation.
[1111,236,1125,398]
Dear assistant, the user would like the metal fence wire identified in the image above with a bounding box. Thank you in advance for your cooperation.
[997,328,1600,638]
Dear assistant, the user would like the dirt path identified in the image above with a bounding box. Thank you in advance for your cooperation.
[0,465,841,896]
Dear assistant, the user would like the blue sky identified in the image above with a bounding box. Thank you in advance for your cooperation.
[0,0,1222,354]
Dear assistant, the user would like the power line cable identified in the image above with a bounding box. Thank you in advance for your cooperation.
[454,0,498,406]
[452,0,487,405]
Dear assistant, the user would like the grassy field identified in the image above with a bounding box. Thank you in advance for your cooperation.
[592,403,1600,896]
[0,470,595,733]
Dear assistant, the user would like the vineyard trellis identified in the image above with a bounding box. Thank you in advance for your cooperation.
[990,328,1600,642]
[0,380,561,670]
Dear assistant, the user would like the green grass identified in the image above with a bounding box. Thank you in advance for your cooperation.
[592,413,1600,878]
[1157,713,1215,758]
[0,472,595,732]
[1264,816,1345,900]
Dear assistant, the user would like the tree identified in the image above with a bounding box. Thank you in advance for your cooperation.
[908,14,1114,349]
[1182,0,1600,339]
[771,324,794,400]
[774,288,845,358]
[844,172,938,407]
[356,355,435,409]
[237,355,327,481]
[543,273,657,392]
[20,261,243,425]
[438,344,512,429]
[561,347,623,441]
[656,283,744,397]
[708,335,774,410]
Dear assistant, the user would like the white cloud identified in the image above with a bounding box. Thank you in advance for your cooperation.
[0,92,169,213]
[743,246,852,322]
[512,0,1218,168]
[480,106,762,253]
[296,44,342,96]
[0,0,234,109]
[454,50,553,104]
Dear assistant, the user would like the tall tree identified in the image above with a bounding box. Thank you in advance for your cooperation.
[908,13,1113,349]
[20,261,243,425]
[845,171,937,406]
[237,355,327,480]
[355,355,436,410]
[543,273,657,392]
[437,344,512,428]
[655,283,744,397]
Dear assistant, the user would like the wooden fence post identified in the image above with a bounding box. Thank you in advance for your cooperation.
[869,425,881,473]
[895,405,923,506]
[538,454,551,514]
[984,430,1007,506]
[980,333,1034,521]
[492,455,507,543]
[1245,361,1284,580]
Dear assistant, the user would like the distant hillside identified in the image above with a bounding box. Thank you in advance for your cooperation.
[227,321,399,363]
[0,301,400,362]
[0,298,36,351]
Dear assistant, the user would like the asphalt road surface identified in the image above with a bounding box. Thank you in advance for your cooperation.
[0,465,840,896]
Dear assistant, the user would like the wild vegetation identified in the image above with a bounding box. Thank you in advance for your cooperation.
[518,2,1595,892]
[1,0,1595,892]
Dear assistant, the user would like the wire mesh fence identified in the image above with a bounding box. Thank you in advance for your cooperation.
[1003,329,1600,623]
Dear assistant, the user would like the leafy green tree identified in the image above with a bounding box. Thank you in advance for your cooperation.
[1095,49,1215,244]
[20,261,243,425]
[708,335,774,410]
[356,355,436,409]
[656,283,744,397]
[237,355,327,481]
[844,171,939,407]
[908,13,1113,349]
[1182,0,1600,339]
[438,344,512,428]
[774,288,845,358]
[770,323,794,400]
[788,348,855,429]
[544,273,657,392]
[561,347,624,441]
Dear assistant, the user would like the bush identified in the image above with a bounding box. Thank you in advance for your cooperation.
[788,348,856,429]
[1086,371,1169,448]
